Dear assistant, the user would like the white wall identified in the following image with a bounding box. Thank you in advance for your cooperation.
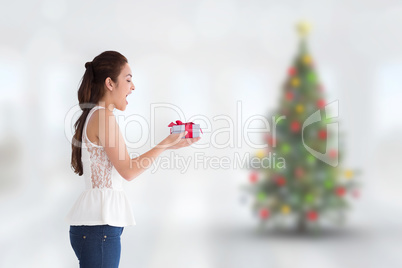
[1,0,401,267]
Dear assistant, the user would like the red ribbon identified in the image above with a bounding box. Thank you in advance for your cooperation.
[168,120,203,138]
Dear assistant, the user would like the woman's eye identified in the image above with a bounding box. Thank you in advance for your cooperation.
[127,80,131,83]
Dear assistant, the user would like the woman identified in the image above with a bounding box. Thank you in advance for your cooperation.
[66,51,200,267]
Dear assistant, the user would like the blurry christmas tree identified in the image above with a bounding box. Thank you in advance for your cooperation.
[243,21,360,232]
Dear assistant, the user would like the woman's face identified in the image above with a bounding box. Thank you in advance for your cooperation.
[111,63,135,111]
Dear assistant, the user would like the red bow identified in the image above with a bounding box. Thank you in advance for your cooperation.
[168,120,187,127]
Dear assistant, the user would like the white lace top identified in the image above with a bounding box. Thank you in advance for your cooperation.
[66,105,136,227]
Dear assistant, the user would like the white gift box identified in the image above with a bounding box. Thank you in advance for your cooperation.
[170,124,201,138]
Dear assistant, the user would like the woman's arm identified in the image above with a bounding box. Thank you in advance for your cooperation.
[97,108,200,181]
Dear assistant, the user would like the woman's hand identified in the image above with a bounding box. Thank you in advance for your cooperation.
[157,131,201,150]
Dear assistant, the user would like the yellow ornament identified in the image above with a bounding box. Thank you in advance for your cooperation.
[281,205,291,214]
[303,55,312,65]
[291,77,300,87]
[296,21,311,38]
[256,150,265,159]
[345,170,354,179]
[296,104,304,113]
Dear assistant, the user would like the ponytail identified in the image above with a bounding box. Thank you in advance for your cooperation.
[71,51,128,176]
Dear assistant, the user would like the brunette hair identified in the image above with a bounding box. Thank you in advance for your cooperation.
[71,51,128,175]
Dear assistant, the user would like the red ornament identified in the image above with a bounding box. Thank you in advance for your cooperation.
[318,129,327,139]
[266,135,276,146]
[276,176,286,186]
[317,99,326,109]
[335,187,346,197]
[249,172,258,183]
[288,67,297,76]
[329,149,338,159]
[295,167,304,178]
[318,85,324,92]
[352,189,360,198]
[306,210,318,221]
[285,91,294,101]
[259,208,270,219]
[290,121,301,132]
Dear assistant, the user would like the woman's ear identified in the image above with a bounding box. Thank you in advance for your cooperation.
[105,77,113,91]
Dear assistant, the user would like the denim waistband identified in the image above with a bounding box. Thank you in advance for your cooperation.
[70,225,124,237]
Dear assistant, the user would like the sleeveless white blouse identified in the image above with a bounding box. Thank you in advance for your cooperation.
[66,105,136,227]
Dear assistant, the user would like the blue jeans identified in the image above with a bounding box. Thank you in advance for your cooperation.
[69,225,124,268]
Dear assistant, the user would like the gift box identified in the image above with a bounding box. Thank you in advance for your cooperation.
[168,120,202,138]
